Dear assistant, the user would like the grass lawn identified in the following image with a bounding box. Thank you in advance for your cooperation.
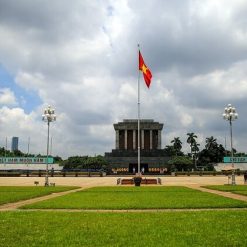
[0,186,79,205]
[22,186,247,209]
[204,185,247,197]
[0,210,247,247]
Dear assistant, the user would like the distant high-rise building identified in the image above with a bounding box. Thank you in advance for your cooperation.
[11,137,19,152]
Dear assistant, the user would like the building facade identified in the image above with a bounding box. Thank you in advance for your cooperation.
[105,119,170,174]
[11,137,19,152]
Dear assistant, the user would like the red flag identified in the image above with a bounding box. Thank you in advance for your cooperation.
[139,51,152,88]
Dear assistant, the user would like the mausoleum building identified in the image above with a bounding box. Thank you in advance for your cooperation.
[105,119,170,173]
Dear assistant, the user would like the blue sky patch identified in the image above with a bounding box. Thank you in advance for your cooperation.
[0,64,41,113]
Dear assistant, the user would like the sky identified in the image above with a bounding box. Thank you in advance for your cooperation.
[1,0,247,158]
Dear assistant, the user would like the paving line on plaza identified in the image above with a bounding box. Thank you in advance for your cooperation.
[4,208,247,213]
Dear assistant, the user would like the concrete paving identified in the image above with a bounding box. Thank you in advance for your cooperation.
[0,175,245,187]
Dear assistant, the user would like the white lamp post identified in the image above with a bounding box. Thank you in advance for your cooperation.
[42,105,56,186]
[222,104,238,185]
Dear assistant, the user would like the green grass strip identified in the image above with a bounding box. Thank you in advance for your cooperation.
[204,185,247,192]
[0,211,246,247]
[204,185,247,197]
[22,186,247,209]
[0,186,79,205]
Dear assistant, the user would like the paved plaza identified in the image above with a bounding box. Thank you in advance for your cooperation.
[0,175,245,187]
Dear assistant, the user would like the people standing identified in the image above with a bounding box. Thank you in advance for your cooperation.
[244,171,247,184]
[141,167,144,174]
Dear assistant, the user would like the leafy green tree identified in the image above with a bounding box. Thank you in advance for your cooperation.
[0,147,11,157]
[235,151,246,156]
[0,147,24,157]
[171,137,183,156]
[53,155,63,164]
[168,156,193,171]
[0,146,60,162]
[163,145,176,156]
[62,156,88,170]
[62,155,109,171]
[216,144,226,162]
[13,150,24,157]
[85,156,106,170]
[0,147,5,156]
[198,136,227,167]
[198,149,211,166]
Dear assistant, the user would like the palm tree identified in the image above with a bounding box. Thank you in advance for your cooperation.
[171,137,182,156]
[205,136,217,150]
[192,142,200,169]
[192,142,200,153]
[204,136,220,165]
[186,133,198,157]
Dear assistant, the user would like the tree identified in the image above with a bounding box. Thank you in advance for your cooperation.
[191,142,200,169]
[197,136,227,167]
[53,156,63,164]
[192,142,200,153]
[163,145,176,156]
[62,155,109,172]
[0,147,15,157]
[62,156,88,170]
[216,144,226,162]
[186,133,198,157]
[171,137,183,156]
[85,155,108,171]
[205,136,217,150]
[167,156,193,171]
[13,150,24,157]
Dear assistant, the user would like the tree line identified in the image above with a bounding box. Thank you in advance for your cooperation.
[0,147,108,172]
[0,147,62,163]
[1,132,245,172]
[61,155,109,172]
[165,133,245,171]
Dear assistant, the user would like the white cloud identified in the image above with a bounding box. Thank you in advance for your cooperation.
[0,0,247,158]
[0,106,46,153]
[0,88,17,106]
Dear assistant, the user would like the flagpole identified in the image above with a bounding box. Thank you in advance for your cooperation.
[137,46,152,177]
[137,44,141,176]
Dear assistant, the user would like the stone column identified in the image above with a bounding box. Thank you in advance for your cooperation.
[150,130,153,150]
[124,129,127,150]
[158,130,161,149]
[141,130,144,149]
[115,130,119,149]
[133,130,136,149]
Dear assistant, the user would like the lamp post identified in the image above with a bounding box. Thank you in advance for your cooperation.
[222,104,238,185]
[42,106,56,186]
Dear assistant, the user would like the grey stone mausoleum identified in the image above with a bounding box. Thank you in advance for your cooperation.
[105,119,170,174]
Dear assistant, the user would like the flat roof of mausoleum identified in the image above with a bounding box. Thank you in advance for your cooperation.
[114,119,163,130]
